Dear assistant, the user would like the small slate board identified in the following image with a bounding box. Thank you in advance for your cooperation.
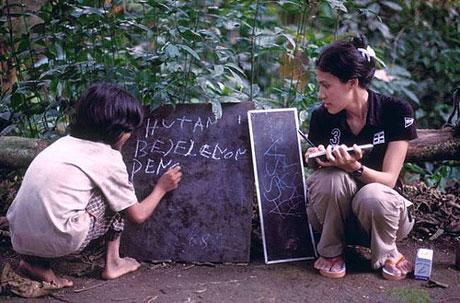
[248,108,317,264]
[121,102,255,263]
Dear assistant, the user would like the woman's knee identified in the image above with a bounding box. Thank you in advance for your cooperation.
[352,183,398,217]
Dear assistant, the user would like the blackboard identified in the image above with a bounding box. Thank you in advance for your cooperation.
[248,108,317,264]
[121,102,255,263]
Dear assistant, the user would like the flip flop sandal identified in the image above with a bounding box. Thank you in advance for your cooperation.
[318,258,346,279]
[382,255,410,281]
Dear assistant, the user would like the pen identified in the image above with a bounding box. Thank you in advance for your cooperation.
[297,130,316,147]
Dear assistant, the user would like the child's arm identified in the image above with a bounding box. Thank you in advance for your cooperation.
[124,166,182,224]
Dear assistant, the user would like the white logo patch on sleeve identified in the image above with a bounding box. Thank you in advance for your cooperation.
[404,117,414,128]
[373,131,385,145]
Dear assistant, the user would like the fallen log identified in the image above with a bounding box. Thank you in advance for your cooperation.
[406,128,460,162]
[0,128,459,169]
[0,136,49,169]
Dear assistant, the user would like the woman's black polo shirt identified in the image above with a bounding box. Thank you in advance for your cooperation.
[307,90,417,171]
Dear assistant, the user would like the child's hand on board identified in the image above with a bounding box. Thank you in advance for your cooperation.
[157,166,182,193]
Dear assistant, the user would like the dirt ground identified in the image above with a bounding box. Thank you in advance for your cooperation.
[1,237,459,303]
[1,174,459,302]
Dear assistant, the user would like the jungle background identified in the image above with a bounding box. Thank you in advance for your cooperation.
[0,0,459,249]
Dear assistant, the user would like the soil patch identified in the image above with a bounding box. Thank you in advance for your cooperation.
[1,172,459,302]
[1,237,459,303]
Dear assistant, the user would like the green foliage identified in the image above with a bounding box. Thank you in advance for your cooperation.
[330,0,460,128]
[404,162,460,191]
[1,0,458,189]
[0,0,458,137]
[1,0,306,138]
[388,287,431,303]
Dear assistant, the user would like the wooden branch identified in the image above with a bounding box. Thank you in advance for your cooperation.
[0,129,459,169]
[406,128,460,162]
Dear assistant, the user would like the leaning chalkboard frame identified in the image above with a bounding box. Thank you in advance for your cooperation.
[248,108,317,264]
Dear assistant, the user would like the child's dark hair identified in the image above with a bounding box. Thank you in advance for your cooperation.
[70,83,143,146]
[316,35,375,88]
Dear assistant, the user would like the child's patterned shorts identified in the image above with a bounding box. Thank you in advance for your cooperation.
[77,189,125,252]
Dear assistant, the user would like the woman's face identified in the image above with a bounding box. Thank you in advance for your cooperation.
[316,69,353,114]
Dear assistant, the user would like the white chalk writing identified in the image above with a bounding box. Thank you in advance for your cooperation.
[130,113,247,181]
[262,137,305,219]
[144,115,218,138]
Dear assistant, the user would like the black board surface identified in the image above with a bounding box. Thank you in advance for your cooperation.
[121,102,255,263]
[248,109,316,264]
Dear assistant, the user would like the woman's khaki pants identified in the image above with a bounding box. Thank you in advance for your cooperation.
[306,168,414,269]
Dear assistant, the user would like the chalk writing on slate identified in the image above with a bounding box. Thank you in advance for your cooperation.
[121,102,255,263]
[248,108,317,264]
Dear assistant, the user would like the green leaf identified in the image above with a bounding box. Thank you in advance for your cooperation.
[164,44,180,58]
[225,68,245,88]
[213,65,224,77]
[71,6,104,18]
[381,1,403,11]
[11,93,24,111]
[177,44,200,61]
[55,43,65,61]
[281,33,296,48]
[326,0,348,13]
[221,86,231,96]
[180,29,203,42]
[404,163,425,174]
[122,20,152,33]
[149,2,171,12]
[224,63,246,77]
[389,66,411,77]
[401,87,420,105]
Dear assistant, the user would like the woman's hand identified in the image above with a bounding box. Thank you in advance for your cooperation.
[316,144,363,172]
[304,145,326,169]
[304,145,324,162]
[155,166,182,194]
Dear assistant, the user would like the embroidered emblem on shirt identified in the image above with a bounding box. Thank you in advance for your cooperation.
[373,131,385,145]
[329,128,341,145]
[404,117,414,128]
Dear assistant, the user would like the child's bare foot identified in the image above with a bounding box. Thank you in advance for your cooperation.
[18,260,73,288]
[101,257,140,280]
